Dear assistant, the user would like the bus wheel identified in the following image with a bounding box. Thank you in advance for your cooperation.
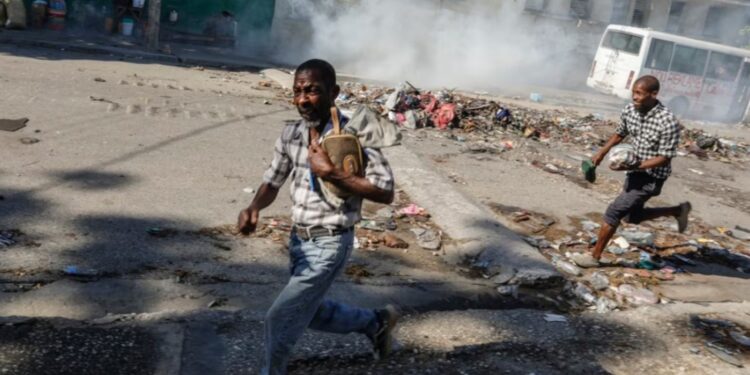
[669,97,689,117]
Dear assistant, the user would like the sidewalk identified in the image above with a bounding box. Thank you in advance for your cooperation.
[0,28,283,71]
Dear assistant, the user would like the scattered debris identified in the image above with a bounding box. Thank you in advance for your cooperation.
[360,220,386,232]
[570,252,599,268]
[595,297,618,313]
[617,284,659,305]
[543,313,567,323]
[619,230,655,247]
[207,298,228,308]
[573,282,597,304]
[0,230,18,248]
[212,243,232,251]
[489,267,516,285]
[705,343,743,368]
[613,237,630,249]
[589,272,610,291]
[411,228,441,250]
[398,204,426,217]
[496,285,519,297]
[94,77,107,83]
[345,264,373,279]
[20,137,40,145]
[0,118,29,132]
[89,96,116,104]
[62,265,100,277]
[553,259,582,277]
[382,233,408,249]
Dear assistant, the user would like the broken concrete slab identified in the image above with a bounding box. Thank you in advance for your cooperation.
[384,146,561,287]
[260,69,294,89]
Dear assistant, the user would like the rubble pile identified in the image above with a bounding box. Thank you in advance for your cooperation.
[516,215,750,313]
[336,82,612,151]
[354,194,444,253]
[681,128,750,163]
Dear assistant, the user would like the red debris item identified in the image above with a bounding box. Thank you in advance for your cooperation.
[395,112,406,124]
[398,203,425,216]
[432,103,456,130]
[421,94,438,113]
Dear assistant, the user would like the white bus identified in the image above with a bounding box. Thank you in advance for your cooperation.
[587,25,750,122]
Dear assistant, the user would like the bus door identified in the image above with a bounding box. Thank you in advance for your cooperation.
[729,61,750,122]
[597,31,644,93]
[700,52,743,120]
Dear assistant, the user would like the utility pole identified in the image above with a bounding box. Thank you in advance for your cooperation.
[146,0,162,50]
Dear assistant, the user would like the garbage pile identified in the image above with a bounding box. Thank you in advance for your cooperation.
[681,128,750,163]
[501,209,750,313]
[336,81,612,152]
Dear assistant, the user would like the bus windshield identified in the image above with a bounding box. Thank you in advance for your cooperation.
[602,31,643,55]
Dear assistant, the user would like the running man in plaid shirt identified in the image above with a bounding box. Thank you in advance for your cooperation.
[590,75,692,262]
[236,59,399,375]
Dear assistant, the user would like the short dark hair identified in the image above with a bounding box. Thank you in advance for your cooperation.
[295,59,337,90]
[634,75,660,92]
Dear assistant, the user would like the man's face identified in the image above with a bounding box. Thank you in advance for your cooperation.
[632,83,658,111]
[293,70,339,123]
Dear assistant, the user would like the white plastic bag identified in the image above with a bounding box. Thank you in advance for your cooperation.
[609,144,637,168]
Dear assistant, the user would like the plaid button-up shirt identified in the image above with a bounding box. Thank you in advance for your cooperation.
[615,102,681,180]
[262,115,394,228]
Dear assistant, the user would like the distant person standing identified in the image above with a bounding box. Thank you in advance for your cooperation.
[589,75,691,262]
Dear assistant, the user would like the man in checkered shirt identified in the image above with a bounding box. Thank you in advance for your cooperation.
[236,59,399,374]
[589,75,691,263]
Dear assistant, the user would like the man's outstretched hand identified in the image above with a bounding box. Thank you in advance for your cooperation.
[237,207,259,235]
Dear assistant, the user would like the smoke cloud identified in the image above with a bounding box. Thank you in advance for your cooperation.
[274,0,591,91]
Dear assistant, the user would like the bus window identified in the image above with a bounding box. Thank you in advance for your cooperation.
[670,45,708,76]
[602,31,643,55]
[645,39,674,70]
[706,52,742,81]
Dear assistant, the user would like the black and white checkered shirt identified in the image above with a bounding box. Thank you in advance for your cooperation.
[615,102,681,180]
[262,115,394,228]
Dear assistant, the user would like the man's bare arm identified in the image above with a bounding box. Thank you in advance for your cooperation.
[592,134,625,166]
[237,183,280,235]
[324,169,394,204]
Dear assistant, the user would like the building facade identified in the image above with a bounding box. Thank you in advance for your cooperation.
[515,0,750,47]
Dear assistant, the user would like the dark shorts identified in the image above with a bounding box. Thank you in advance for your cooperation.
[603,172,665,227]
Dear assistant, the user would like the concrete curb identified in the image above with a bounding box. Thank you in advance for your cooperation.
[383,145,561,286]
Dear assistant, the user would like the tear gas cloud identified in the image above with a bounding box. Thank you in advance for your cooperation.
[274,0,592,91]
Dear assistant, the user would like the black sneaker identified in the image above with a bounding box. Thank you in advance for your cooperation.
[677,202,692,233]
[370,304,400,360]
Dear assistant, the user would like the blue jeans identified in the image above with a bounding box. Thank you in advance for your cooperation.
[262,230,379,375]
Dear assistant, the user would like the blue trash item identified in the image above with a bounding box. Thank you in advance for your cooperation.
[63,265,99,276]
[637,252,665,270]
[529,93,543,103]
[495,107,512,123]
